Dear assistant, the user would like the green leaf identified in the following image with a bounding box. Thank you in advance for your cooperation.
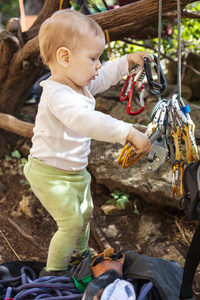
[19,157,27,167]
[106,199,116,205]
[11,150,21,159]
[116,198,129,209]
[20,180,30,186]
[5,155,12,161]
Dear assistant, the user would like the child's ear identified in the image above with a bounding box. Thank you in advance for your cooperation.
[56,47,70,66]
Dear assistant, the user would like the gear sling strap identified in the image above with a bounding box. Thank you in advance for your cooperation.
[180,223,200,299]
[179,160,200,299]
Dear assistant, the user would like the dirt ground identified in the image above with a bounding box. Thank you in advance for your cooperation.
[0,152,200,299]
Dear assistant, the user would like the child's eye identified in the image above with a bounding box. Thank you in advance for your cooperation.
[91,57,96,61]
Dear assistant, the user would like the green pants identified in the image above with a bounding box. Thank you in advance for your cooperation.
[24,156,93,271]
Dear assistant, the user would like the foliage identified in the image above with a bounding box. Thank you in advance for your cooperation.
[103,2,200,61]
[3,150,27,175]
[0,0,19,26]
[106,190,130,209]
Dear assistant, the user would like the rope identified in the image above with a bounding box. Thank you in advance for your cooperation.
[105,29,112,58]
[18,0,26,31]
[0,266,83,300]
[157,0,162,85]
[157,0,162,101]
[177,0,182,101]
[59,0,64,10]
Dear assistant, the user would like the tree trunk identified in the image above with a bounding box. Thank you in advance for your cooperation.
[0,0,197,152]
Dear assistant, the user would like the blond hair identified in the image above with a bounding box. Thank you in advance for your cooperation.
[39,9,104,66]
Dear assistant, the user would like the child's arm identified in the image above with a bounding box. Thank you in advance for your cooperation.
[126,127,151,154]
[87,51,149,96]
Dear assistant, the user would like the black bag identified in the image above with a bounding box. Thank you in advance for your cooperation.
[178,160,200,299]
[178,160,200,221]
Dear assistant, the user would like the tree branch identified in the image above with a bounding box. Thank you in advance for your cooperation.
[0,113,34,138]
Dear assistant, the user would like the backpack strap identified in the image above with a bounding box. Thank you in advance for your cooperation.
[180,222,200,299]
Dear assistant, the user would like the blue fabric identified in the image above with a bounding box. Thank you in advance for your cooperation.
[180,105,190,114]
[137,281,153,300]
[101,279,136,300]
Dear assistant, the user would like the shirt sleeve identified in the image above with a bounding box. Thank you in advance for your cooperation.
[87,55,129,96]
[48,90,132,145]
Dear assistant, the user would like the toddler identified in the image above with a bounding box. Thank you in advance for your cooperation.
[24,9,151,277]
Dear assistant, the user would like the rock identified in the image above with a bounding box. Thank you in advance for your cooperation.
[101,201,133,215]
[19,195,34,218]
[149,242,185,268]
[181,84,193,101]
[102,224,119,238]
[101,204,121,215]
[165,53,200,100]
[161,245,185,268]
[10,208,22,217]
[137,213,162,245]
[19,139,32,157]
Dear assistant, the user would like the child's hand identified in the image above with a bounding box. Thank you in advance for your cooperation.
[126,127,151,154]
[126,51,150,70]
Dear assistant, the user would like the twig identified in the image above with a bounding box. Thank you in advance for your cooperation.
[90,218,111,251]
[0,230,21,260]
[174,218,190,246]
[8,217,46,250]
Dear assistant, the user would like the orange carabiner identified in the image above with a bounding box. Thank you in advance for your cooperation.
[117,141,146,169]
[172,160,185,198]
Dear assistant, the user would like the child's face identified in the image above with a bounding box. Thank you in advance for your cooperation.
[67,33,105,88]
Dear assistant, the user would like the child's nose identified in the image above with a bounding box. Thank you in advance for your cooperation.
[96,60,102,69]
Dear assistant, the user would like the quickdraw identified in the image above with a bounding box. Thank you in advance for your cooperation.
[144,55,168,95]
[119,54,167,116]
[120,54,157,116]
[120,65,146,115]
[150,94,198,198]
[118,93,199,198]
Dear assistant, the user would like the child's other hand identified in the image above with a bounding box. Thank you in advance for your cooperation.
[126,51,150,70]
[126,127,151,154]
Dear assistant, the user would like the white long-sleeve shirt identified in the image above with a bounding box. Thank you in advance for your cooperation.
[30,55,132,171]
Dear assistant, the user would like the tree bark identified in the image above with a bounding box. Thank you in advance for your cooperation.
[91,0,195,30]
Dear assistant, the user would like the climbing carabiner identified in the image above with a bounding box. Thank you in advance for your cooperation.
[172,159,185,198]
[126,81,146,116]
[120,66,146,116]
[144,55,167,95]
